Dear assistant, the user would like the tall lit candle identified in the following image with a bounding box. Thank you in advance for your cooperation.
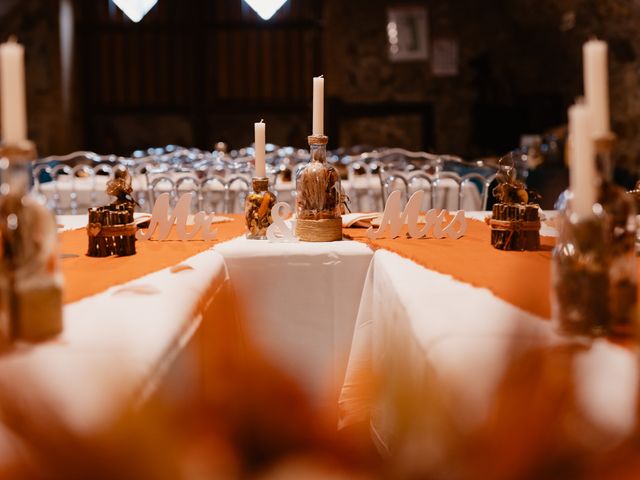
[0,36,27,144]
[583,39,610,138]
[254,119,266,178]
[312,76,324,136]
[568,102,597,217]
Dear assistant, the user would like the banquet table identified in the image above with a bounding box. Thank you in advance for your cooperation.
[0,209,637,466]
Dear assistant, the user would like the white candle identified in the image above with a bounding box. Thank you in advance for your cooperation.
[0,36,27,144]
[254,120,266,178]
[568,103,597,217]
[312,76,324,136]
[583,39,610,138]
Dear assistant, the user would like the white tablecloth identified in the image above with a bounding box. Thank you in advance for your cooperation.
[216,237,373,411]
[0,230,230,463]
[339,248,639,452]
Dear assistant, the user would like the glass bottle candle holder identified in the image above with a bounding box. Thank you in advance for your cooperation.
[551,199,637,340]
[244,177,276,239]
[0,140,63,343]
[295,135,342,242]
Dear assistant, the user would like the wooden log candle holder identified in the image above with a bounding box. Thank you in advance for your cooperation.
[87,204,137,257]
[489,203,541,251]
[488,153,542,251]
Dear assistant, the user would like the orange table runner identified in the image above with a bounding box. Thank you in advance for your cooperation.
[59,214,246,304]
[344,219,640,319]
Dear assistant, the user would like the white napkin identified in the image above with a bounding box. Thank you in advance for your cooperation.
[342,213,381,228]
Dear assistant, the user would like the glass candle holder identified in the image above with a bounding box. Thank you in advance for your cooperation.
[244,177,276,239]
[0,141,63,343]
[551,198,637,339]
[295,135,342,242]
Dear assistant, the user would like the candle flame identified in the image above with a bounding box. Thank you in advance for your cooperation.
[261,119,264,123]
[8,35,17,43]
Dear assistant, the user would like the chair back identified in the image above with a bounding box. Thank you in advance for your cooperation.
[377,153,497,212]
[33,151,131,214]
[435,155,497,210]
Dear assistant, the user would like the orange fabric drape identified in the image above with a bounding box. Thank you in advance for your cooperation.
[60,215,245,304]
[345,219,640,320]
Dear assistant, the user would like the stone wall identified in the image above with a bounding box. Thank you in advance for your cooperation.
[324,0,639,176]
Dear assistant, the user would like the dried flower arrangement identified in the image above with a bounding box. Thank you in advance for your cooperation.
[245,178,276,239]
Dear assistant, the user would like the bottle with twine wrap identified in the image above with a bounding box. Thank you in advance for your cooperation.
[552,131,638,339]
[245,177,276,240]
[295,135,342,242]
[0,141,63,343]
[551,197,637,339]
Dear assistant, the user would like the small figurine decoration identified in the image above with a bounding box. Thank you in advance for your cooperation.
[87,166,138,257]
[488,155,541,251]
[106,165,139,206]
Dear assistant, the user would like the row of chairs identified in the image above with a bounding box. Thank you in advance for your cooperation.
[31,145,498,215]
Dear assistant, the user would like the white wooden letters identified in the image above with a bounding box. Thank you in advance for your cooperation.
[266,202,298,242]
[367,190,468,240]
[135,193,219,241]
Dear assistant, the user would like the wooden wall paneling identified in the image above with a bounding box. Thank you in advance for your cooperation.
[77,0,323,152]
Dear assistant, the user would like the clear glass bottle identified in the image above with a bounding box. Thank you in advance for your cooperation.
[0,142,63,343]
[244,177,276,239]
[295,135,342,241]
[551,197,637,339]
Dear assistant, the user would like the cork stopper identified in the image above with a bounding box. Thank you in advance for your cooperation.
[594,132,616,155]
[252,177,269,192]
[0,140,37,163]
[308,135,328,146]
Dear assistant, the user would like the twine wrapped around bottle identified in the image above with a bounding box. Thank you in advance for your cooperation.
[296,217,343,242]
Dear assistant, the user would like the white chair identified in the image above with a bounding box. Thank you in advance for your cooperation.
[376,152,497,211]
[33,152,131,214]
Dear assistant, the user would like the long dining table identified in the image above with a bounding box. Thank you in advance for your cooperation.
[0,210,637,464]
